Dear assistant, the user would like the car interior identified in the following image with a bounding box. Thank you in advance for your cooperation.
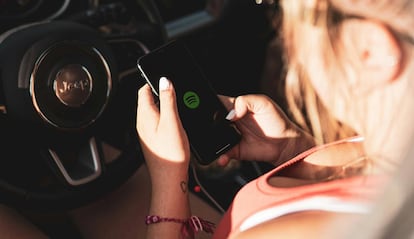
[2,0,412,238]
[0,0,280,232]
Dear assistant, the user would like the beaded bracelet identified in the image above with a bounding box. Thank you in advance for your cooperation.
[145,215,216,236]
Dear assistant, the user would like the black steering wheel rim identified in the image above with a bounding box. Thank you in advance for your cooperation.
[0,20,145,212]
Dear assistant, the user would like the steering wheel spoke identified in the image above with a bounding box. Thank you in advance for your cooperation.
[47,137,103,187]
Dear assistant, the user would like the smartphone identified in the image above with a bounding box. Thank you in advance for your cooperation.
[137,40,241,165]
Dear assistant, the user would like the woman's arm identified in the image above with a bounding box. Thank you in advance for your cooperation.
[137,79,193,239]
[146,166,191,239]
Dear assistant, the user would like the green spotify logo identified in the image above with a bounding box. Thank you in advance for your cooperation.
[183,91,200,109]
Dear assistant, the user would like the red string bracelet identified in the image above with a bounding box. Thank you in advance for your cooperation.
[145,215,216,236]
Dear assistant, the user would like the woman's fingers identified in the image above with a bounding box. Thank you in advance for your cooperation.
[158,77,181,127]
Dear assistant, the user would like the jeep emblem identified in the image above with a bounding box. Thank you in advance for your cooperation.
[53,64,93,107]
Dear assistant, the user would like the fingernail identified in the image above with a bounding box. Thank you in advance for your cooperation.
[225,109,236,120]
[159,77,170,91]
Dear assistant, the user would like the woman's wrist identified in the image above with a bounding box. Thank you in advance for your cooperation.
[275,129,316,165]
[147,176,192,239]
[149,166,189,188]
[149,170,190,207]
[151,177,189,197]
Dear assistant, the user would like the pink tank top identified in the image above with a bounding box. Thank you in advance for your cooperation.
[212,137,387,239]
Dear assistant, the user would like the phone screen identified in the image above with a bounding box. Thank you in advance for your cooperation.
[137,40,241,165]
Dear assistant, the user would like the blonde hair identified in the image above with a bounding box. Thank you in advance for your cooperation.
[279,0,352,144]
[278,0,414,145]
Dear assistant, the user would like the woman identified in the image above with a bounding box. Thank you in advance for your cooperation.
[137,0,414,238]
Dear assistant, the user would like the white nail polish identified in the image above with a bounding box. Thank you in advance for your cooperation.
[225,109,236,120]
[159,77,170,91]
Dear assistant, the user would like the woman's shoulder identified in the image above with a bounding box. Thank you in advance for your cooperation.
[213,136,389,239]
[232,210,362,239]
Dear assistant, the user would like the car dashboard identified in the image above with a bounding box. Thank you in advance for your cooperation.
[0,0,277,212]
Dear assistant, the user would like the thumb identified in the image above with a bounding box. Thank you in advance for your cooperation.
[158,77,181,125]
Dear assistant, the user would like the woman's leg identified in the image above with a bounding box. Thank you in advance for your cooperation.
[70,164,222,239]
[0,204,49,239]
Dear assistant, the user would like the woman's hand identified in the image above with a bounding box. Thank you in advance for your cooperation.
[137,78,192,239]
[217,94,315,166]
[136,77,191,185]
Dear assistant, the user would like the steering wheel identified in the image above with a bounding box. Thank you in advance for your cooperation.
[0,10,164,211]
